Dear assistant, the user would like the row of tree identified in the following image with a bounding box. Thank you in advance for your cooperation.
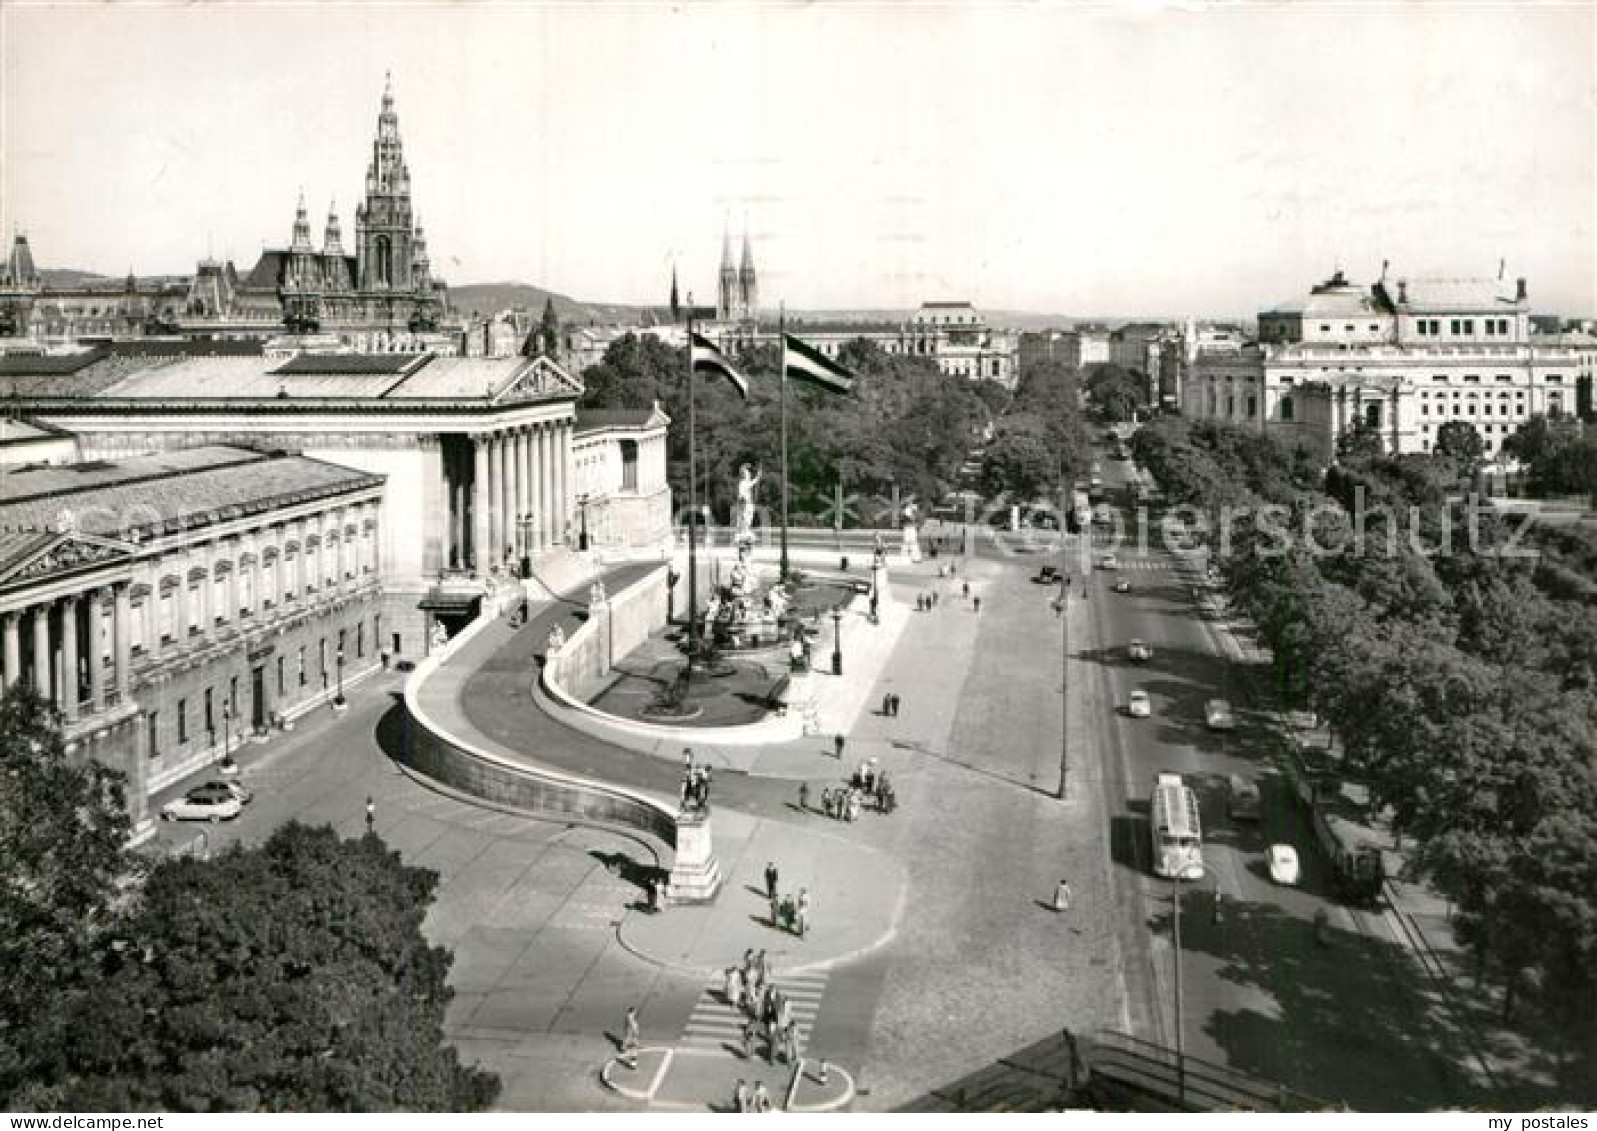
[976,359,1096,500]
[580,334,1004,525]
[0,689,498,1111]
[1131,415,1596,1092]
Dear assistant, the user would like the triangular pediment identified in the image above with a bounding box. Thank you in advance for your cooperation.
[0,530,136,589]
[491,355,584,404]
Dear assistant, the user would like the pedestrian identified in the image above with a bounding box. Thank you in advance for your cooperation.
[973,595,981,613]
[764,861,779,901]
[683,747,694,776]
[797,888,810,938]
[742,1019,757,1059]
[1053,878,1073,912]
[834,733,845,760]
[915,594,924,612]
[1212,889,1223,925]
[962,580,970,599]
[734,1078,750,1112]
[798,781,810,811]
[752,1081,772,1112]
[365,795,375,832]
[756,948,769,985]
[724,964,741,1006]
[647,876,661,914]
[621,1005,640,1067]
[769,893,780,927]
[820,786,834,818]
[882,691,892,716]
[892,692,902,716]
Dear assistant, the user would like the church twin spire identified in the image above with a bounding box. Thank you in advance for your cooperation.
[716,216,758,322]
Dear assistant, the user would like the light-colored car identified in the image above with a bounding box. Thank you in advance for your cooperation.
[1112,577,1132,593]
[189,779,254,806]
[1128,689,1152,718]
[162,789,243,823]
[1098,554,1119,570]
[1127,640,1153,662]
[1268,844,1300,886]
[1205,698,1237,731]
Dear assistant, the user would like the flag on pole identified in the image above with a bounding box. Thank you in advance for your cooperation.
[690,331,750,400]
[783,334,855,395]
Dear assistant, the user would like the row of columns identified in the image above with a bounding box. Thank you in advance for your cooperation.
[1,583,132,724]
[450,422,568,574]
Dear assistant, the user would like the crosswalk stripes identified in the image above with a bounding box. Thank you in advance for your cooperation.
[676,970,829,1056]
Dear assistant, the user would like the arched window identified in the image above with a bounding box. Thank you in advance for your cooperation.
[374,236,392,287]
[1280,396,1295,421]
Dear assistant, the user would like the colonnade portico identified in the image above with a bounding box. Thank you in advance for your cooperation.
[1,581,135,726]
[440,420,571,575]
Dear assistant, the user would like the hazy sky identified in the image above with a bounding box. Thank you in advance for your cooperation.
[2,2,1593,317]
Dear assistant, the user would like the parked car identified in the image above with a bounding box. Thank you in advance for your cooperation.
[1112,577,1132,594]
[189,779,254,806]
[162,789,243,823]
[1128,689,1152,718]
[1205,698,1237,731]
[1127,640,1153,662]
[1268,844,1301,886]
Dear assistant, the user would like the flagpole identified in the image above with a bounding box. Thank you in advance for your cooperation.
[779,303,790,582]
[686,298,699,680]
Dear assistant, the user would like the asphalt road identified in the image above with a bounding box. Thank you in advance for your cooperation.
[1075,449,1466,1109]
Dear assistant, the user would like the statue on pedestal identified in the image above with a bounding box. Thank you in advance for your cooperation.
[430,621,450,652]
[734,463,762,545]
[546,624,566,653]
[589,579,607,607]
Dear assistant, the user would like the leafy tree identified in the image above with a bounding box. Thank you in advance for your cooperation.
[0,687,134,1107]
[1083,363,1143,422]
[979,419,1054,499]
[1336,416,1385,462]
[63,823,499,1112]
[1434,421,1486,482]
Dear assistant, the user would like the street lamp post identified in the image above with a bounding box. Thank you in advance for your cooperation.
[333,645,346,710]
[830,608,843,676]
[1058,477,1071,800]
[666,566,680,625]
[221,703,232,768]
[577,494,591,552]
[517,513,533,579]
[1173,873,1186,1108]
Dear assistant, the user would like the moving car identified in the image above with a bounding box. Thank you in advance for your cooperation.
[1112,577,1132,594]
[1205,698,1237,731]
[1127,639,1152,662]
[1098,554,1119,570]
[1034,565,1059,584]
[1128,689,1152,718]
[162,788,243,823]
[1267,844,1300,886]
[1226,774,1261,821]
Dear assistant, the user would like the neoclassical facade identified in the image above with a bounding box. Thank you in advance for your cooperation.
[1184,271,1597,463]
[0,347,671,662]
[0,446,385,833]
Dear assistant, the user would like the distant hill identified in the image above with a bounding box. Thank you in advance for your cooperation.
[446,282,595,323]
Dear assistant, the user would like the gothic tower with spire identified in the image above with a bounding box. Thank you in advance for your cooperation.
[355,75,414,293]
[717,224,739,321]
[738,225,758,321]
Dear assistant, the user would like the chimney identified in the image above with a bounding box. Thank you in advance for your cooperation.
[1516,277,1527,302]
[1397,279,1408,305]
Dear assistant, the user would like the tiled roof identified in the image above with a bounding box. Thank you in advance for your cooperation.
[1396,277,1523,313]
[0,447,382,540]
[575,408,660,433]
[273,353,428,376]
[105,339,263,358]
[0,350,106,376]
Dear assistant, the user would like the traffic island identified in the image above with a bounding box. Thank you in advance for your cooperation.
[602,1048,856,1112]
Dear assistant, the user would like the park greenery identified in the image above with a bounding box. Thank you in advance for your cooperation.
[1502,413,1597,502]
[0,688,498,1111]
[579,334,1119,518]
[580,334,1002,525]
[1131,415,1597,1093]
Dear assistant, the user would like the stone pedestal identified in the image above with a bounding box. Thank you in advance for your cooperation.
[901,523,921,563]
[668,811,723,904]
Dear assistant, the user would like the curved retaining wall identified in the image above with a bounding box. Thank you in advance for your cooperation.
[538,564,828,751]
[400,610,678,852]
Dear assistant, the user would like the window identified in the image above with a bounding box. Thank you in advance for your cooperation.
[1463,320,1474,335]
[147,711,159,758]
[213,574,228,623]
[298,645,307,687]
[177,699,188,745]
[228,675,238,717]
[1450,320,1461,335]
[1421,403,1429,415]
[1416,320,1428,336]
[1464,374,1480,383]
[187,585,201,634]
[1496,374,1512,383]
[357,622,365,659]
[1486,320,1496,336]
[277,656,286,697]
[1280,396,1294,421]
[159,587,176,642]
[1246,394,1257,418]
[391,632,402,656]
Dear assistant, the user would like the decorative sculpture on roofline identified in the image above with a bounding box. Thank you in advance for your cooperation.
[734,463,762,546]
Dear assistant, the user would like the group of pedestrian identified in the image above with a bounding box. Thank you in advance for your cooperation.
[763,861,810,937]
[915,591,942,612]
[819,783,865,822]
[727,949,799,1067]
[880,691,901,717]
[732,1079,773,1113]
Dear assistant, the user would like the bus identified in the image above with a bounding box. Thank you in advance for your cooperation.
[1150,772,1205,880]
